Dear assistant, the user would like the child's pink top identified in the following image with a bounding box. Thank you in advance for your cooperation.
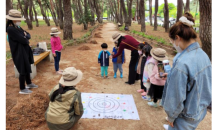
[149,57,166,86]
[50,37,63,54]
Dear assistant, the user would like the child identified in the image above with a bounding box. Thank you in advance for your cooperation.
[98,43,111,78]
[50,27,63,75]
[112,42,125,78]
[142,44,153,101]
[146,48,168,107]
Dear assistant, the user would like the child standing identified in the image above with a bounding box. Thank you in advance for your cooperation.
[98,43,111,78]
[50,27,63,75]
[146,48,168,107]
[112,42,125,78]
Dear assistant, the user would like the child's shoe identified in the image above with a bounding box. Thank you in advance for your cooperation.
[101,76,104,79]
[159,99,162,107]
[141,96,147,100]
[147,102,158,107]
[163,124,169,130]
[106,76,109,79]
[120,72,123,78]
[141,92,147,96]
[56,71,62,75]
[137,89,144,93]
[114,73,117,78]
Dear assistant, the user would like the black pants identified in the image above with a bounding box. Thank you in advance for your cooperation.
[152,84,164,103]
[19,73,32,90]
[128,50,139,84]
[140,74,147,92]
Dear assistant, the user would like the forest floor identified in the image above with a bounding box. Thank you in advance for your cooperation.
[6,22,211,130]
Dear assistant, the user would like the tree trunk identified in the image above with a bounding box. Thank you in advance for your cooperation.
[49,0,58,26]
[149,0,152,26]
[58,0,64,29]
[120,0,123,25]
[55,0,60,25]
[164,0,169,32]
[199,0,211,60]
[32,1,39,27]
[176,0,183,22]
[6,0,13,15]
[138,0,141,25]
[154,0,158,30]
[29,0,34,22]
[17,0,24,16]
[94,0,103,23]
[140,0,145,32]
[120,0,128,27]
[185,0,190,12]
[136,0,139,24]
[23,0,33,30]
[127,0,133,26]
[37,0,50,26]
[63,0,73,40]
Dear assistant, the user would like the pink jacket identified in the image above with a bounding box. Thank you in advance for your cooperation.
[51,37,63,54]
[149,57,166,86]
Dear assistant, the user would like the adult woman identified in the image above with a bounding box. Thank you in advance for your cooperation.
[112,33,140,85]
[161,12,211,130]
[45,67,83,130]
[6,9,38,94]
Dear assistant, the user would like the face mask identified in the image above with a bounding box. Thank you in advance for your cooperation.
[15,22,21,26]
[138,50,142,55]
[54,34,58,37]
[172,40,183,53]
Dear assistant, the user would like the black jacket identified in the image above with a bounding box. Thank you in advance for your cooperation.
[140,55,147,75]
[7,26,34,74]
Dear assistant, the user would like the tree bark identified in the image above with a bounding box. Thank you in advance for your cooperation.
[88,0,95,26]
[58,0,64,29]
[94,0,103,23]
[63,0,73,40]
[119,0,123,25]
[139,0,145,32]
[17,0,25,16]
[176,0,183,22]
[199,0,211,60]
[154,0,158,30]
[185,0,190,12]
[37,0,50,26]
[164,0,169,32]
[6,0,13,15]
[120,0,128,26]
[29,0,34,22]
[149,0,152,26]
[83,0,88,30]
[49,0,58,26]
[138,0,141,25]
[23,0,33,30]
[127,0,133,26]
[32,1,39,27]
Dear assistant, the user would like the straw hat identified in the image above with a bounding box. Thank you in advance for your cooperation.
[150,48,168,61]
[6,9,25,20]
[50,27,61,35]
[59,67,83,86]
[112,33,122,42]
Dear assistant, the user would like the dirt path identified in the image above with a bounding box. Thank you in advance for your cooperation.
[6,23,211,130]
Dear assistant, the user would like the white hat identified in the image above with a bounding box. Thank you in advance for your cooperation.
[50,27,61,35]
[6,9,25,20]
[59,67,83,86]
[112,33,122,42]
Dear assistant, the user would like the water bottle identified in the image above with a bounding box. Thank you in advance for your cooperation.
[163,60,171,73]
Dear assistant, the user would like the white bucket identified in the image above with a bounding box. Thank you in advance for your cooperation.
[38,42,47,51]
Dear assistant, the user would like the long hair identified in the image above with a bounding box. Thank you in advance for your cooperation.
[50,84,75,102]
[117,36,126,47]
[6,20,15,32]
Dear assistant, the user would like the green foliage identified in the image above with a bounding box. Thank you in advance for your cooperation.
[118,25,125,31]
[158,3,176,17]
[6,51,12,60]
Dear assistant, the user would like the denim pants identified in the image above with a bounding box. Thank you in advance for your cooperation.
[54,51,61,71]
[101,66,108,77]
[113,63,123,74]
[168,109,207,130]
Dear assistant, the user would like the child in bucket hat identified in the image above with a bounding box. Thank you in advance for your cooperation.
[45,67,84,130]
[50,27,63,75]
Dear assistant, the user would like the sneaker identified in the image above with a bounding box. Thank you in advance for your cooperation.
[56,71,62,75]
[114,73,117,78]
[142,96,147,100]
[163,124,169,130]
[26,83,38,89]
[59,70,64,72]
[147,97,151,101]
[101,76,104,79]
[141,92,147,96]
[147,102,158,107]
[120,73,123,78]
[137,89,144,93]
[106,76,109,79]
[19,88,32,94]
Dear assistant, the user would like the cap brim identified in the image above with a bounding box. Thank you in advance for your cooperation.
[150,49,168,61]
[50,32,61,35]
[59,70,83,86]
[6,15,26,20]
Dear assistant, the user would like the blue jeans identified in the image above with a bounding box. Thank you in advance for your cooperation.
[54,51,61,71]
[113,63,123,74]
[168,109,207,130]
[101,66,108,77]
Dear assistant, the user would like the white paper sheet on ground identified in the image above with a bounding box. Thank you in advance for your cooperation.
[81,93,140,120]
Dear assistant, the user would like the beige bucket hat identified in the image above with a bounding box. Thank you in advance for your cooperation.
[50,27,61,35]
[6,9,25,20]
[59,67,83,86]
[150,48,168,61]
[112,33,122,42]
